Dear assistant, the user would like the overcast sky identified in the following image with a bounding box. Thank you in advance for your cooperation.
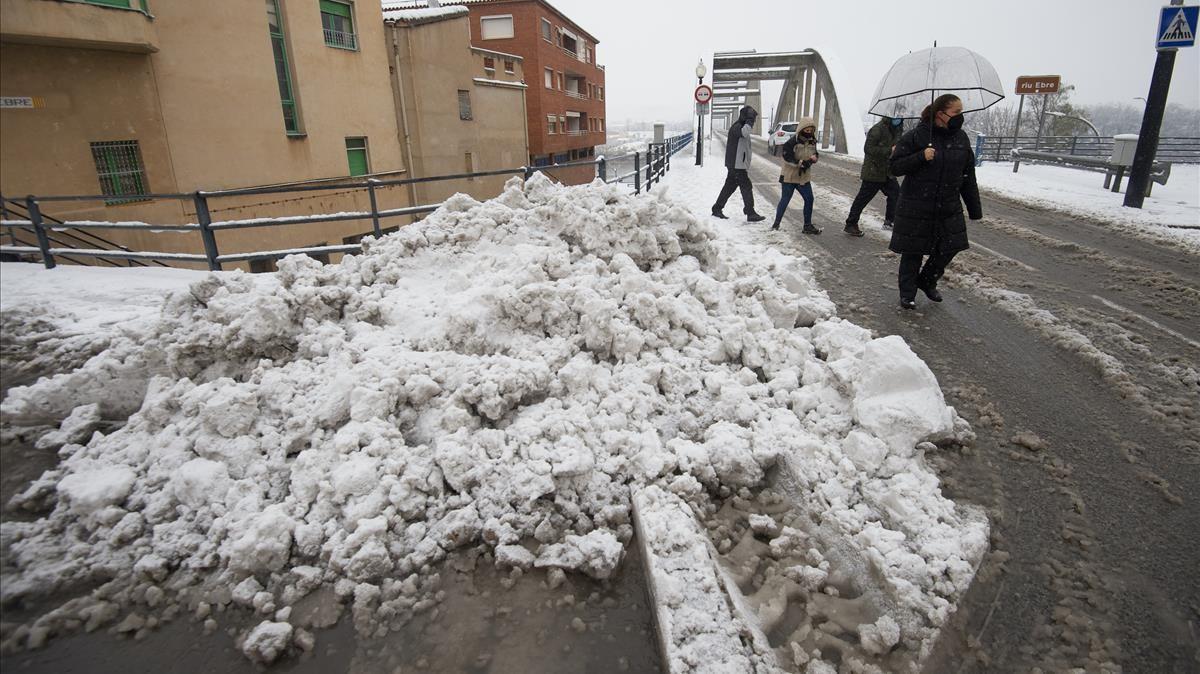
[549,0,1200,125]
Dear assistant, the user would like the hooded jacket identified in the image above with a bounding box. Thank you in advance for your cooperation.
[861,117,903,183]
[725,106,757,170]
[779,117,819,185]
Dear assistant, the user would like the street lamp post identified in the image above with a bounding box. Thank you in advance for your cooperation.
[695,59,706,166]
[1045,111,1100,138]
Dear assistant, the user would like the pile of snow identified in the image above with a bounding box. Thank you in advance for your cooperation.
[0,173,984,665]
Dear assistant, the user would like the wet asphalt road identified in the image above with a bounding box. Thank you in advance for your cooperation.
[722,133,1199,673]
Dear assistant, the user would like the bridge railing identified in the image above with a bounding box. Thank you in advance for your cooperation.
[974,135,1200,164]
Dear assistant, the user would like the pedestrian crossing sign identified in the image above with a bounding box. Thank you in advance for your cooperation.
[1157,5,1198,49]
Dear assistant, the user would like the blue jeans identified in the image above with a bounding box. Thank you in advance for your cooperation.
[775,182,813,225]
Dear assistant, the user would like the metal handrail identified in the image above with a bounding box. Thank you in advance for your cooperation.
[563,90,587,100]
[1,132,696,272]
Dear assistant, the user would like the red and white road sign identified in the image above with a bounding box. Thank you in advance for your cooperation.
[694,85,713,104]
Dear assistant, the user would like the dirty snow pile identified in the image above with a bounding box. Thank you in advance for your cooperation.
[0,174,986,667]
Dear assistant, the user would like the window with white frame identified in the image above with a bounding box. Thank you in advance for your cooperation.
[547,115,557,134]
[544,68,553,88]
[504,60,515,74]
[540,18,552,42]
[480,14,514,39]
[483,57,495,72]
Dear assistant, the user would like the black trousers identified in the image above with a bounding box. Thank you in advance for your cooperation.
[898,240,957,300]
[713,169,755,214]
[847,178,899,224]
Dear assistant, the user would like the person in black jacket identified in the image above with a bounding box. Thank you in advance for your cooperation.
[888,94,982,310]
[711,105,766,222]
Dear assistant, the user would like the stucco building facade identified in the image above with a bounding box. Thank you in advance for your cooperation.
[0,0,414,267]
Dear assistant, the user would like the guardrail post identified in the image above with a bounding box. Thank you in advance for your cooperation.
[634,152,641,194]
[597,156,607,182]
[1070,136,1078,156]
[193,191,222,271]
[26,196,55,269]
[645,144,653,188]
[366,179,383,237]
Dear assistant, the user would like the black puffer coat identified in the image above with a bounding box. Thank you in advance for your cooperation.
[888,121,982,255]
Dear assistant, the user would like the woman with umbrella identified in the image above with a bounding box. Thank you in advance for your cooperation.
[889,93,982,309]
[867,46,1002,309]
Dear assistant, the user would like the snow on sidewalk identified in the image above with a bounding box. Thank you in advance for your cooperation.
[976,162,1200,250]
[0,170,985,671]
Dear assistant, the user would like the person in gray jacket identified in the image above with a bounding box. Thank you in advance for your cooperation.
[711,105,766,222]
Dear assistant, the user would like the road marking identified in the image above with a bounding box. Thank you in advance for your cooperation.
[1091,295,1200,351]
[969,242,1039,272]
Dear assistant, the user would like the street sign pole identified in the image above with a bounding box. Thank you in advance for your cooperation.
[1126,1,1195,208]
[696,78,704,166]
[694,82,712,166]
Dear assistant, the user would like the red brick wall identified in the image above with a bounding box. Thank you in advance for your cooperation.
[463,0,606,177]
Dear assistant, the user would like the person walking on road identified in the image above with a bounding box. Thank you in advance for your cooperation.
[889,94,982,310]
[771,117,821,234]
[846,116,904,235]
[712,105,766,223]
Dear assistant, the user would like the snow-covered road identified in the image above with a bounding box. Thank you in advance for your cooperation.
[720,131,1200,673]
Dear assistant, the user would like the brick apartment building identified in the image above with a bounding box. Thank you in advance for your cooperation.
[388,0,606,183]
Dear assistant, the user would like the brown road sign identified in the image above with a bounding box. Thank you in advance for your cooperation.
[1015,75,1062,95]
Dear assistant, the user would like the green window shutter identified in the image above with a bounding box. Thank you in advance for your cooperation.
[320,0,351,19]
[86,0,134,8]
[346,138,368,176]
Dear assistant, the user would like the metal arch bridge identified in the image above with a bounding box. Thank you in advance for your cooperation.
[710,49,857,154]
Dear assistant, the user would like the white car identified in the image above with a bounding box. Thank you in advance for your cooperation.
[767,121,799,155]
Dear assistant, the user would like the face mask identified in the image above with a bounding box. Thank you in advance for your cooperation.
[801,128,814,137]
[946,113,964,131]
[891,118,903,127]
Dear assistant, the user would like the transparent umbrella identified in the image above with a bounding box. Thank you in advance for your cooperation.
[868,46,1005,120]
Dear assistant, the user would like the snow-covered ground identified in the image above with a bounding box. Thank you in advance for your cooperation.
[976,162,1200,249]
[0,161,986,671]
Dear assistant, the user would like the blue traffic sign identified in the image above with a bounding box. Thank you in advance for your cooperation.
[1157,5,1198,49]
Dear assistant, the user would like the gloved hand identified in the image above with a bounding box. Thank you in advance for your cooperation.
[800,159,813,171]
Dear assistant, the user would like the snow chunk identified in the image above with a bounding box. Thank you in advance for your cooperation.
[534,529,623,580]
[241,620,293,664]
[35,403,102,450]
[57,466,135,516]
[851,336,955,451]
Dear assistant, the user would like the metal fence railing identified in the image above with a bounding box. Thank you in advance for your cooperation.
[974,135,1200,164]
[0,132,694,272]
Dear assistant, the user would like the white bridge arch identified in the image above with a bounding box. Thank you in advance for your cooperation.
[711,49,866,156]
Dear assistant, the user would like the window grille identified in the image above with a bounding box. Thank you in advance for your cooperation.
[90,140,149,204]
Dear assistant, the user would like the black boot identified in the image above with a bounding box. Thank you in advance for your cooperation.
[746,211,766,223]
[900,297,917,310]
[770,216,781,231]
[711,207,728,219]
[919,283,943,302]
[802,223,822,235]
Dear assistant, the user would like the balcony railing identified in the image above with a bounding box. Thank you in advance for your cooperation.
[560,46,587,63]
[323,28,358,51]
[565,129,587,136]
[564,90,587,100]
